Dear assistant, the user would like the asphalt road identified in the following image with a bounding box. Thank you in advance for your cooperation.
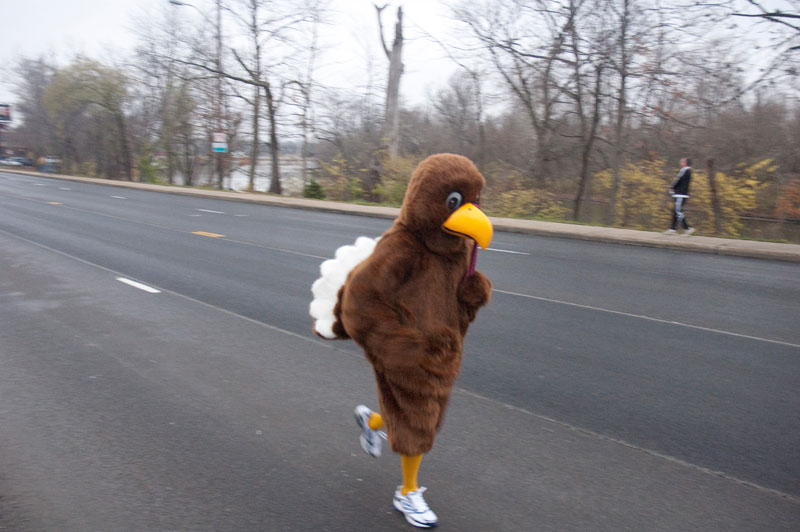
[1,171,798,531]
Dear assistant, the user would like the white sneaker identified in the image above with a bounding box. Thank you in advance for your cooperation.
[393,486,438,528]
[664,229,676,234]
[354,405,385,457]
[682,227,695,236]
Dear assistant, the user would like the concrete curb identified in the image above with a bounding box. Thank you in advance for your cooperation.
[4,168,800,263]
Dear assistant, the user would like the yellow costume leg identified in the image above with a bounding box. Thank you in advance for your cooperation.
[401,454,423,495]
[368,412,384,431]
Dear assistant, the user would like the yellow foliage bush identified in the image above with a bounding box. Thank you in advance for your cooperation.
[317,153,770,237]
[776,180,800,219]
[594,159,671,230]
[78,161,98,178]
[479,160,569,220]
[594,159,767,236]
[689,164,761,236]
[376,155,424,205]
[485,189,569,220]
[317,155,362,201]
[317,153,424,204]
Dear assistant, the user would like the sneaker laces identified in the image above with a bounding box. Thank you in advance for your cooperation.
[405,487,430,512]
[364,426,385,442]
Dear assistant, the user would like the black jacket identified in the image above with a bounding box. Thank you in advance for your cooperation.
[671,166,691,196]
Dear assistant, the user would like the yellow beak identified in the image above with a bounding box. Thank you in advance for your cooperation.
[442,203,493,249]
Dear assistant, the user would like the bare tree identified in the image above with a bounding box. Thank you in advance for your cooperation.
[131,4,192,184]
[11,56,59,160]
[42,58,133,180]
[565,0,608,221]
[424,29,491,170]
[608,0,634,224]
[221,0,327,195]
[283,0,326,186]
[733,0,800,38]
[375,3,404,160]
[434,71,484,162]
[452,0,577,187]
[172,0,298,194]
[228,0,267,192]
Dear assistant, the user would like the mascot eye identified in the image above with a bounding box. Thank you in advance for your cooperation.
[446,191,463,212]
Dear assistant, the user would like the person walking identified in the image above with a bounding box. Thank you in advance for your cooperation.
[666,157,695,235]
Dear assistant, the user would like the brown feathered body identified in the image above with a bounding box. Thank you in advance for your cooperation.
[334,154,492,456]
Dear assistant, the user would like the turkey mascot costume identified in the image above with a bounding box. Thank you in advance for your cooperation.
[310,153,493,528]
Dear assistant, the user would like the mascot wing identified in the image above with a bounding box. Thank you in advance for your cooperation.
[309,236,378,339]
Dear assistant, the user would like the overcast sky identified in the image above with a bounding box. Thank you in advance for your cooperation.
[2,0,796,119]
[0,0,460,114]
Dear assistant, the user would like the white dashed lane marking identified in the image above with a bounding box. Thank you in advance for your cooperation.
[116,277,161,294]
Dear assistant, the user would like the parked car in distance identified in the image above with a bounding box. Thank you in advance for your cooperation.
[0,157,23,166]
[12,157,33,166]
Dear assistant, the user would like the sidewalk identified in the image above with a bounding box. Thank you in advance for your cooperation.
[6,168,800,263]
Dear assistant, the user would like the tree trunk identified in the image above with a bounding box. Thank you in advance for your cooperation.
[574,145,593,221]
[572,66,604,221]
[301,110,310,185]
[115,112,133,181]
[265,83,281,195]
[609,0,630,225]
[216,152,223,190]
[166,152,175,185]
[609,83,625,224]
[183,140,195,186]
[249,85,260,191]
[376,4,404,161]
[302,14,320,187]
[707,158,723,234]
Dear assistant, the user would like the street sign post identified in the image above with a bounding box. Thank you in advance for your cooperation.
[212,131,227,153]
[0,104,8,156]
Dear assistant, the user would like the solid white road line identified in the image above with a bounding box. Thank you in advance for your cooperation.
[115,277,161,293]
[493,288,800,349]
[487,247,530,255]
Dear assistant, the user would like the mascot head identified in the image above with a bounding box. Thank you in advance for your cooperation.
[398,154,493,252]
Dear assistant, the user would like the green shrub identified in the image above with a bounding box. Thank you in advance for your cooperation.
[303,179,326,199]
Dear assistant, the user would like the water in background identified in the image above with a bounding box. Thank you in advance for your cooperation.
[172,155,310,197]
[228,155,309,196]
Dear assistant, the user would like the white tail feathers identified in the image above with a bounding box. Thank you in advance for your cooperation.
[310,236,378,339]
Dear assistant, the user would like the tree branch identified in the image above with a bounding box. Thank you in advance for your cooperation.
[374,4,392,59]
